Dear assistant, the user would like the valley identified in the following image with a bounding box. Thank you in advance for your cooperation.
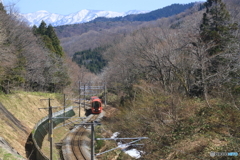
[0,0,240,159]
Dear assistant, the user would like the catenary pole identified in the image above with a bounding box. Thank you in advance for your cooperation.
[48,98,53,160]
[79,81,81,117]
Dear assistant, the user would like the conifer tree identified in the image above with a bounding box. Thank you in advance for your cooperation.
[0,2,6,13]
[32,25,38,36]
[47,24,64,57]
[42,35,56,53]
[33,22,64,57]
[191,0,239,102]
[38,20,47,35]
[200,0,238,56]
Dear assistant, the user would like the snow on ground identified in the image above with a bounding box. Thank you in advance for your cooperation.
[111,132,120,138]
[111,132,144,159]
[124,149,143,159]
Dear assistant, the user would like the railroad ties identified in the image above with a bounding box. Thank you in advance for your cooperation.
[61,113,104,160]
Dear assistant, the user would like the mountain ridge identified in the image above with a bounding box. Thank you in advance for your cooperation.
[19,9,149,26]
[18,3,196,27]
[91,3,196,22]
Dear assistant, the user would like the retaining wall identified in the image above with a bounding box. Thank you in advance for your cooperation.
[30,106,75,160]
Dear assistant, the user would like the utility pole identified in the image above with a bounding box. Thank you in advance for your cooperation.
[91,122,94,160]
[104,83,107,107]
[63,94,66,126]
[79,81,81,117]
[48,98,53,160]
[84,84,86,110]
[75,121,101,160]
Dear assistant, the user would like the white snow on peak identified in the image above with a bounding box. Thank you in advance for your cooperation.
[19,9,149,27]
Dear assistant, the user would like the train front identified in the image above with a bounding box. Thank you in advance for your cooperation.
[91,97,102,114]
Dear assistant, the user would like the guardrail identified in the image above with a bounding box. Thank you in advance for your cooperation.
[30,106,75,160]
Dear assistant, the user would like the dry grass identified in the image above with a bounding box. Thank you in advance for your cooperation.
[0,91,63,158]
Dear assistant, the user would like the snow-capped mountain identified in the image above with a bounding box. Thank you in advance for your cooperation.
[20,10,149,26]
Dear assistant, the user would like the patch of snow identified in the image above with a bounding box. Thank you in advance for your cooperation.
[111,132,120,138]
[117,141,130,149]
[110,132,144,159]
[124,149,143,159]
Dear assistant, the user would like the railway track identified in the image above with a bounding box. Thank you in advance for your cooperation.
[61,114,100,160]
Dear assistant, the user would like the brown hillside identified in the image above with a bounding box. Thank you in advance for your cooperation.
[0,92,62,158]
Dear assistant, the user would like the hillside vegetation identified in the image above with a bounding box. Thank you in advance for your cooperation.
[0,5,69,93]
[72,46,108,74]
[98,0,240,159]
[104,82,240,159]
[0,2,94,94]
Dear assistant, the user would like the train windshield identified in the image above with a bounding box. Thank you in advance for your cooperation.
[93,101,100,109]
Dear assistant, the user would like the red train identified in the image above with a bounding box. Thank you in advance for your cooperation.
[90,96,102,114]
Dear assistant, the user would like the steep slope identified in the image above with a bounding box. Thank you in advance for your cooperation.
[57,22,143,57]
[0,92,63,158]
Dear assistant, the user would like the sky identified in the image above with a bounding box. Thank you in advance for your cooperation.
[3,0,204,15]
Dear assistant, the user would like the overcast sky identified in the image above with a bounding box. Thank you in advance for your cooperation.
[3,0,204,15]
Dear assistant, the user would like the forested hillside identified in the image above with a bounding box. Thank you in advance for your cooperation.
[72,46,108,74]
[57,0,240,159]
[0,3,93,94]
[55,3,196,39]
[55,2,199,58]
[99,0,240,159]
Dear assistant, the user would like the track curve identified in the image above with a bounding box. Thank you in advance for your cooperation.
[61,113,103,160]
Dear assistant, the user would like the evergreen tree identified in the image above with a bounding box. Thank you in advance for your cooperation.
[42,35,56,53]
[200,0,238,56]
[47,25,64,57]
[0,2,6,13]
[33,22,64,57]
[38,21,47,35]
[190,0,239,101]
[72,47,108,74]
[32,25,38,36]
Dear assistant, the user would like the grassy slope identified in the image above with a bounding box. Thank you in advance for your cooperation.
[0,91,63,159]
